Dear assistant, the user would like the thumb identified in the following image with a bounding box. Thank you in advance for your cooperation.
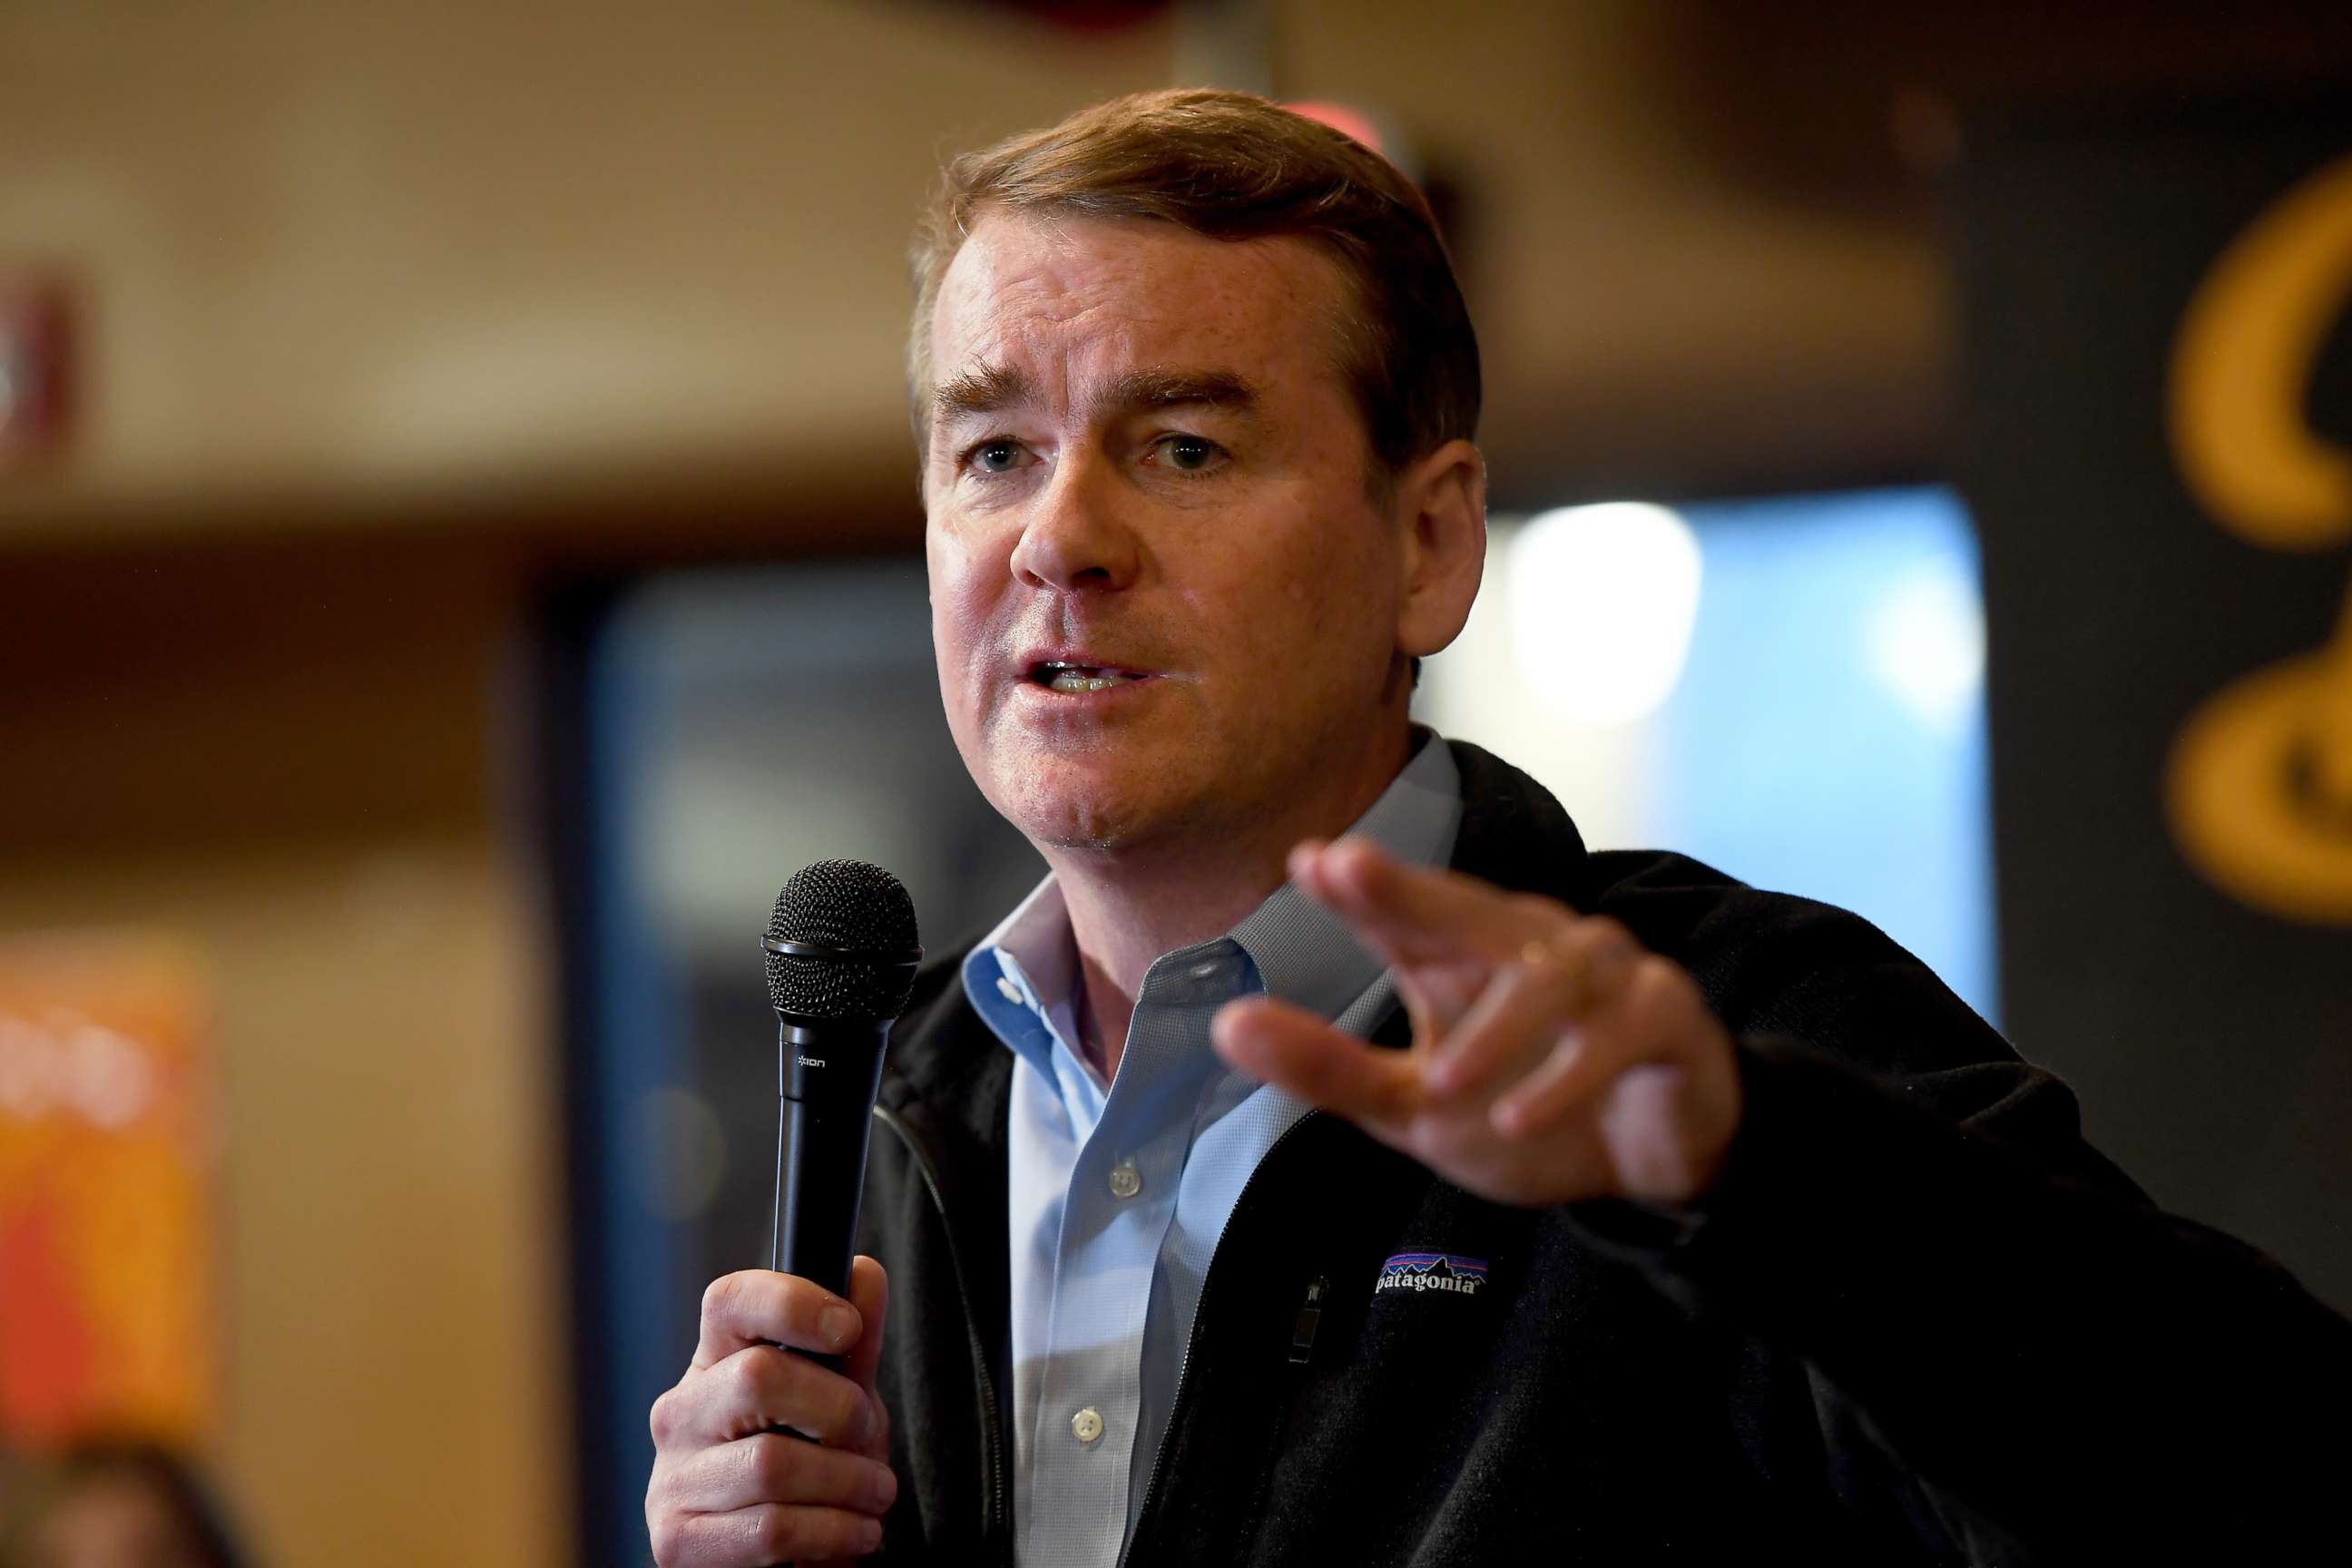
[1213,994,1423,1132]
[842,1254,889,1395]
[842,1254,891,1466]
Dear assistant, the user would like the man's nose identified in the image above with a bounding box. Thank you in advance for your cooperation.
[1008,452,1142,593]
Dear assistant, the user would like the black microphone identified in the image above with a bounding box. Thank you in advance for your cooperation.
[760,859,922,1320]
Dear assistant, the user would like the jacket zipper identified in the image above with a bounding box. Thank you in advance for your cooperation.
[1117,1110,1322,1568]
[1289,1275,1328,1365]
[871,1102,1011,1558]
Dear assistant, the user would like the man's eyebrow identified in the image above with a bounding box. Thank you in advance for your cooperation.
[933,364,1034,424]
[929,364,1261,431]
[1104,367,1260,413]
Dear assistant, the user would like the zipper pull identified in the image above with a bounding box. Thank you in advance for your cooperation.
[1288,1275,1328,1366]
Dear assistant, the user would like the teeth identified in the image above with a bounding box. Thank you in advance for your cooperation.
[1046,668,1129,693]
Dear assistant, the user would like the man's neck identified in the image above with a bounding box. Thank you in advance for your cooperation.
[1044,725,1416,1081]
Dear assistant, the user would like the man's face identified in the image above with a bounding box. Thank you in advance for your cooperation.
[923,211,1413,855]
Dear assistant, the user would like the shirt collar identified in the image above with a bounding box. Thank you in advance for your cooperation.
[962,730,1462,1052]
[1227,730,1459,1020]
[963,876,1078,1079]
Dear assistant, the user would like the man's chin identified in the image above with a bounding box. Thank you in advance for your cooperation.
[998,768,1200,856]
[1014,795,1160,855]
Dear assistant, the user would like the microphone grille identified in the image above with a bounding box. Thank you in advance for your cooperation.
[764,859,922,1021]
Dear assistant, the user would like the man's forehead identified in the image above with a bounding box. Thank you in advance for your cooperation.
[928,210,1350,387]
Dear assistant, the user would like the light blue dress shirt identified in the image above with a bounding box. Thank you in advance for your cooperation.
[960,735,1464,1567]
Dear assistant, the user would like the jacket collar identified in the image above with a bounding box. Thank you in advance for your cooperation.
[1445,737,1593,905]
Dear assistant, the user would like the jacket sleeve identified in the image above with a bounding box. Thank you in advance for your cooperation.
[1571,876,2351,1559]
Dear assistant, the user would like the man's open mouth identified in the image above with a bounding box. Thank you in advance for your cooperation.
[1028,661,1149,693]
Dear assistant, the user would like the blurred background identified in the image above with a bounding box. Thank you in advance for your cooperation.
[3,2,2349,1563]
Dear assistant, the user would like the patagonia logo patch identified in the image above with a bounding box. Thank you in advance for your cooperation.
[1376,1251,1489,1297]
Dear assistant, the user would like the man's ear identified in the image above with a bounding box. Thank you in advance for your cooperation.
[1393,438,1487,660]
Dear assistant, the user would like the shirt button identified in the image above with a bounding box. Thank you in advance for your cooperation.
[1188,959,1222,979]
[995,975,1023,1005]
[1108,1161,1142,1200]
[1071,1406,1104,1445]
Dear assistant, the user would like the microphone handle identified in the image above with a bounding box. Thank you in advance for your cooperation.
[771,1018,890,1367]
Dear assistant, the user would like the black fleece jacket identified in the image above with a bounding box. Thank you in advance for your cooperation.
[849,740,2349,1564]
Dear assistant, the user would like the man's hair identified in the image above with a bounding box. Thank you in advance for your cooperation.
[907,87,1481,484]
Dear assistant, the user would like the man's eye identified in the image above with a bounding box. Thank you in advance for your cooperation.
[970,440,1027,475]
[1152,435,1224,473]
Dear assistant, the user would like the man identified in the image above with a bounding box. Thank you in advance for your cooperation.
[647,88,2348,1565]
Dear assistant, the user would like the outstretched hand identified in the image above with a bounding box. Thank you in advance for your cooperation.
[1210,838,1742,1209]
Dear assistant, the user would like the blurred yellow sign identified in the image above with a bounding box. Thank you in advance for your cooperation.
[0,934,213,1448]
[2168,152,2352,923]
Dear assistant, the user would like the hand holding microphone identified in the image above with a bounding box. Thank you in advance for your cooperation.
[648,861,920,1567]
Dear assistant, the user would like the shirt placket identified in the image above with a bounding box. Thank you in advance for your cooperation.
[1025,945,1238,1565]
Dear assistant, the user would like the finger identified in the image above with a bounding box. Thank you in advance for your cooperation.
[661,1432,898,1517]
[694,1270,863,1371]
[1422,964,1577,1102]
[659,1344,877,1452]
[1211,995,1422,1130]
[656,1503,882,1567]
[840,1256,889,1396]
[1489,965,1670,1137]
[1289,837,1529,966]
[1489,1027,1616,1138]
[1424,919,1641,1098]
[1384,960,1479,1057]
[838,1256,891,1462]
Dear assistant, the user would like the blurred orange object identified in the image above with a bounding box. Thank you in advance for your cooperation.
[0,934,212,1448]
